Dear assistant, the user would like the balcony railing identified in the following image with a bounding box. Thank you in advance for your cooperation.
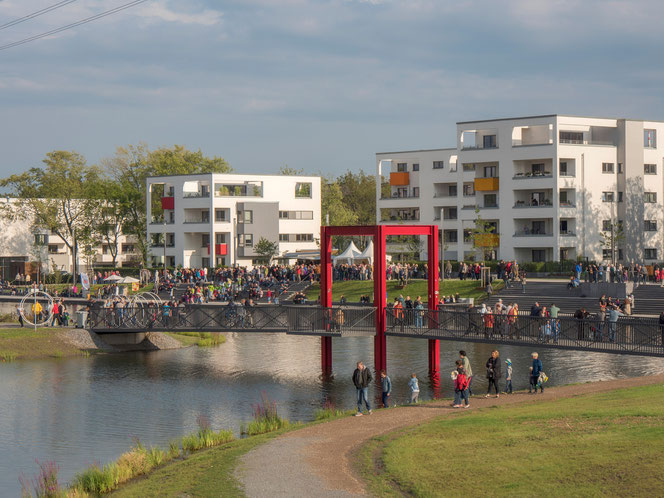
[514,200,553,208]
[433,193,457,198]
[512,139,553,147]
[183,219,210,224]
[150,218,175,224]
[381,193,420,200]
[560,231,577,237]
[560,139,615,146]
[461,144,498,150]
[512,172,552,179]
[183,191,210,198]
[514,231,553,237]
[559,201,576,208]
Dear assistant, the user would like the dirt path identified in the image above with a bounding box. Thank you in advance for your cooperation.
[236,374,664,497]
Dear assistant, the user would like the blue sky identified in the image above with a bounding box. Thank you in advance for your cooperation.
[0,0,663,177]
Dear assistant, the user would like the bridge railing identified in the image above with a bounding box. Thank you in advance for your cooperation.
[287,306,376,336]
[385,308,664,356]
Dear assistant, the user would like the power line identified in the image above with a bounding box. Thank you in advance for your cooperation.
[0,0,150,52]
[0,0,78,31]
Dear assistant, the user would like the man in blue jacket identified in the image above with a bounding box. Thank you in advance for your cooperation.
[353,361,373,416]
[380,370,392,408]
[529,352,544,393]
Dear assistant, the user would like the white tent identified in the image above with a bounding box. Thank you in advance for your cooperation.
[104,274,123,282]
[118,276,140,284]
[333,241,362,263]
[358,240,374,263]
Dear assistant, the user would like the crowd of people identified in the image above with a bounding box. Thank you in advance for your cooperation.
[571,262,664,285]
[352,350,547,414]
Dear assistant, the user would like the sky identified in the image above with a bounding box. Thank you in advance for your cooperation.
[1,0,663,178]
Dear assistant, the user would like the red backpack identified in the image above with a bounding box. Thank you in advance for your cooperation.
[456,372,469,391]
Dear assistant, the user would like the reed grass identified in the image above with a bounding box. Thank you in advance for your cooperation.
[19,459,64,498]
[314,399,355,421]
[242,392,290,436]
[1,351,17,362]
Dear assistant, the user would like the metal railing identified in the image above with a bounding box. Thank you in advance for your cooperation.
[385,309,664,357]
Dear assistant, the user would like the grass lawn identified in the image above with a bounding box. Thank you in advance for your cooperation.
[0,327,91,361]
[166,332,226,347]
[305,279,502,303]
[358,384,664,497]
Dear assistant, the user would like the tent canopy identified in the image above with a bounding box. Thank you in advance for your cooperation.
[359,240,374,263]
[333,241,362,263]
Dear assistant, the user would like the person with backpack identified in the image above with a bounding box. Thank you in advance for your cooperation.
[353,361,373,416]
[452,360,470,408]
[485,350,502,398]
[459,350,473,396]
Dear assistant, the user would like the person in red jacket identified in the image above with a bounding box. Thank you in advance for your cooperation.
[452,360,470,408]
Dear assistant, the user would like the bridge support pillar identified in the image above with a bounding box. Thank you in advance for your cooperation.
[374,334,386,372]
[321,336,332,375]
[428,339,439,374]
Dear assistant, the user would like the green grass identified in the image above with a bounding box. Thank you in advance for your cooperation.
[305,278,502,303]
[167,332,226,347]
[0,327,93,360]
[358,384,664,497]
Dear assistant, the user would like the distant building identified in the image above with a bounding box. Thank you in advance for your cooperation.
[376,114,664,263]
[145,173,321,268]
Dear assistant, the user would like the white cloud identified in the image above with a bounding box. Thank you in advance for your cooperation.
[137,2,222,26]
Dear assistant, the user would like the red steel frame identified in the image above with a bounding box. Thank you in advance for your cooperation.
[320,225,439,375]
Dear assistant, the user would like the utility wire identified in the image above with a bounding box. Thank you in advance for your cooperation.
[0,0,150,52]
[0,0,78,31]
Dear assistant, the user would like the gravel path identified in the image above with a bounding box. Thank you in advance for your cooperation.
[237,374,664,497]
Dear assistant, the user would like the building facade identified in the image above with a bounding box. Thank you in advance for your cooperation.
[146,173,321,268]
[376,114,664,263]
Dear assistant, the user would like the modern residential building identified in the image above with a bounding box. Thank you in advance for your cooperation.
[376,114,664,263]
[146,173,321,268]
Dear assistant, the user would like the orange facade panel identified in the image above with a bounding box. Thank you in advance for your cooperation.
[474,177,499,191]
[389,172,410,186]
[474,233,500,248]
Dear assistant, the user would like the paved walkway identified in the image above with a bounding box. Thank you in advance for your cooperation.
[236,374,664,497]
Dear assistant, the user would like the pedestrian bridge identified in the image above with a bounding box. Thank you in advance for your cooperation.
[88,304,664,358]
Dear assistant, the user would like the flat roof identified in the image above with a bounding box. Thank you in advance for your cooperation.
[457,113,664,125]
[146,172,320,180]
[376,147,456,155]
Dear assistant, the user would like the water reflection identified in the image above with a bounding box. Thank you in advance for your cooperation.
[0,333,662,494]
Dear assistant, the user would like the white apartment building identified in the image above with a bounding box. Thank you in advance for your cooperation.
[146,173,321,268]
[376,114,664,263]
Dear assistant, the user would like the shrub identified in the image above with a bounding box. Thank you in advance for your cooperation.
[243,392,289,436]
[181,416,234,454]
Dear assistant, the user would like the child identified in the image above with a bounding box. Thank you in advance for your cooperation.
[453,361,470,408]
[380,370,391,408]
[503,358,513,394]
[408,373,420,403]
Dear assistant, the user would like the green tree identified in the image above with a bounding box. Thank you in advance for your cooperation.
[0,150,101,278]
[254,237,279,263]
[472,207,498,265]
[279,165,305,176]
[104,144,232,266]
[336,170,376,225]
[600,221,625,265]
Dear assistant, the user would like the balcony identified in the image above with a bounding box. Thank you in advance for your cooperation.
[512,172,552,180]
[381,193,420,200]
[161,196,174,210]
[559,201,576,208]
[514,199,553,208]
[183,191,210,198]
[559,138,615,146]
[207,243,228,256]
[389,172,410,186]
[183,218,210,224]
[560,231,577,237]
[474,177,499,191]
[514,230,553,237]
[150,217,175,225]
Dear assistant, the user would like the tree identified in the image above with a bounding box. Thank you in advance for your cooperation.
[0,150,101,279]
[279,165,305,176]
[336,170,376,225]
[600,221,625,265]
[254,237,279,263]
[104,144,232,266]
[472,207,498,264]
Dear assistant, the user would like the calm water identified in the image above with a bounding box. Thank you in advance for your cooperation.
[1,333,664,495]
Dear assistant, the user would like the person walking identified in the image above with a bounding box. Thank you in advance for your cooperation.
[529,352,544,393]
[607,305,623,343]
[453,361,470,408]
[408,373,420,403]
[503,358,513,394]
[459,350,473,396]
[380,370,391,408]
[353,361,373,416]
[485,350,502,398]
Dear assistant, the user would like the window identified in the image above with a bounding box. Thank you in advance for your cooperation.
[295,233,313,242]
[215,209,227,222]
[618,191,623,202]
[644,192,657,203]
[560,131,583,144]
[463,163,475,172]
[532,163,544,174]
[602,220,612,231]
[602,192,615,202]
[121,244,135,253]
[243,210,253,223]
[560,220,568,233]
[397,163,407,172]
[201,210,210,223]
[448,185,457,197]
[484,194,497,208]
[433,161,444,169]
[102,245,108,255]
[559,191,569,204]
[483,135,497,148]
[202,234,210,247]
[531,221,545,234]
[483,165,497,178]
[167,234,175,246]
[644,248,658,259]
[602,249,612,260]
[34,234,47,245]
[444,230,458,243]
[239,234,253,247]
[279,234,289,242]
[445,207,457,220]
[645,163,657,175]
[295,182,312,198]
[532,250,546,262]
[412,163,419,171]
[618,163,624,173]
[559,161,569,176]
[618,249,624,260]
[602,162,614,173]
[279,210,313,220]
[463,184,475,196]
[644,129,657,148]
[412,187,420,197]
[463,229,472,243]
[645,220,657,231]
[215,234,224,244]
